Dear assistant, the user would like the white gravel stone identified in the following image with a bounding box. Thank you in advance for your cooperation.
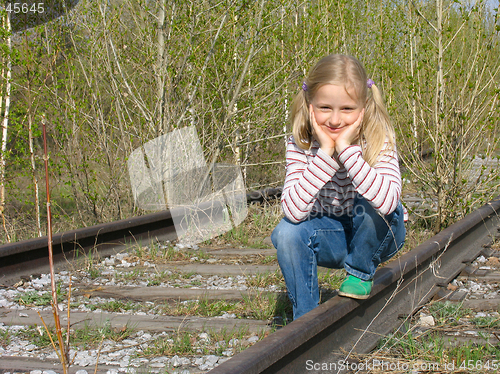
[194,357,205,366]
[171,355,182,367]
[0,297,12,307]
[150,362,166,368]
[476,255,487,263]
[464,330,479,336]
[469,281,482,292]
[119,355,131,367]
[218,312,236,319]
[122,339,137,345]
[205,355,219,366]
[418,315,435,327]
[33,275,51,289]
[248,336,259,343]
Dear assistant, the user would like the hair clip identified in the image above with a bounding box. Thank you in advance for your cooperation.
[302,82,308,91]
[367,79,375,88]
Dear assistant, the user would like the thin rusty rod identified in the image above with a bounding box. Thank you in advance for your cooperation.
[42,116,68,372]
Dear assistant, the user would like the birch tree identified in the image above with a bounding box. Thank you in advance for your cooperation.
[0,10,11,241]
[397,0,500,231]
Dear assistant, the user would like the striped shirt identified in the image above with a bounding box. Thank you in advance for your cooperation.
[281,136,403,223]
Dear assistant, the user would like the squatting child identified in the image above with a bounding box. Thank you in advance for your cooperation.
[271,54,406,320]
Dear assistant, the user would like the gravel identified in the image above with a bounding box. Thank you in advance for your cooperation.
[0,244,274,373]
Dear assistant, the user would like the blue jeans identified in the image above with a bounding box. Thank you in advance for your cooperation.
[271,198,406,319]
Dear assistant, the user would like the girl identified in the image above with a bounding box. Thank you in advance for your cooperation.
[271,54,406,320]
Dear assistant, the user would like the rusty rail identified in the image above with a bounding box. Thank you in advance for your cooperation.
[209,198,500,374]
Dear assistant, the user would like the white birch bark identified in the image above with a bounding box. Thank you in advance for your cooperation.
[0,13,12,241]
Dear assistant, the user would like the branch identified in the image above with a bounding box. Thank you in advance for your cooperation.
[411,1,438,33]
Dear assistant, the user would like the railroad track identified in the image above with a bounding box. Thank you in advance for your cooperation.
[210,198,500,374]
[1,195,499,373]
[0,188,283,286]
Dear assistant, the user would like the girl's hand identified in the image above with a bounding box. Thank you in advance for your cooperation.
[310,105,336,156]
[335,109,364,154]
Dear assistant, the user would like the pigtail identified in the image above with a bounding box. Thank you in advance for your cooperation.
[291,87,313,150]
[361,83,395,166]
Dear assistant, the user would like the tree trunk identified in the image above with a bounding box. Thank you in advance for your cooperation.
[434,0,445,232]
[0,13,12,242]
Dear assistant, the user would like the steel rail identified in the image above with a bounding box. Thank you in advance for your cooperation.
[209,197,500,374]
[0,188,282,281]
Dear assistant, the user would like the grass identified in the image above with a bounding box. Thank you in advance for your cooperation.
[141,326,265,358]
[159,291,291,321]
[72,322,135,349]
[203,203,283,248]
[143,331,196,356]
[428,301,471,326]
[376,300,500,372]
[260,254,277,264]
[147,279,161,286]
[450,342,500,364]
[470,316,500,328]
[318,269,345,290]
[19,321,135,350]
[115,269,145,282]
[133,240,211,263]
[379,329,446,362]
[81,248,103,279]
[88,299,139,313]
[0,326,12,348]
[146,270,199,286]
[246,270,284,289]
[241,291,291,320]
[161,299,240,318]
[15,285,66,307]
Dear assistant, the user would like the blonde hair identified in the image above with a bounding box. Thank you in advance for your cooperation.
[291,54,395,166]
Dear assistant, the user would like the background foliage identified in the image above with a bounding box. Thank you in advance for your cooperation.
[0,0,499,241]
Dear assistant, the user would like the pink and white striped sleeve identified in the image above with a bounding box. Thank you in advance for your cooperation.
[338,143,402,215]
[281,137,339,223]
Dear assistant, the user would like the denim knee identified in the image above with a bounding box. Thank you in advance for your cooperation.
[346,198,406,279]
[271,218,309,254]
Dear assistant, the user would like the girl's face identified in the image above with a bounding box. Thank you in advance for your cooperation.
[310,83,364,142]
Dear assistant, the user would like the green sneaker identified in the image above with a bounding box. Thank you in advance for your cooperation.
[338,275,373,299]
